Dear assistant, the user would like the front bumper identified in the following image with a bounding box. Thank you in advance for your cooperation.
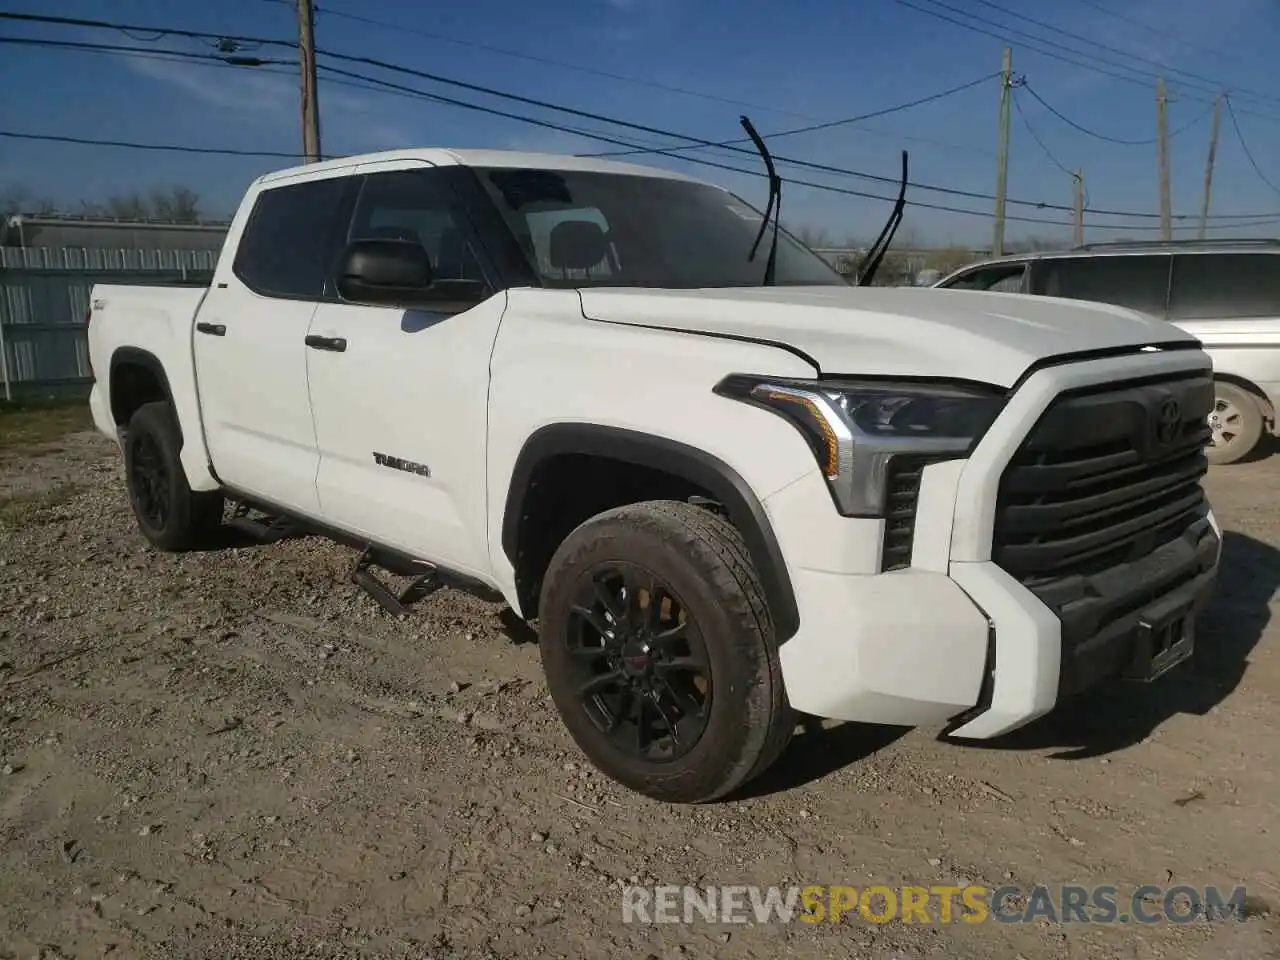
[766,348,1222,739]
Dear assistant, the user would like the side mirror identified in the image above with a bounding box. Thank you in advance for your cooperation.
[335,239,488,309]
[337,238,433,305]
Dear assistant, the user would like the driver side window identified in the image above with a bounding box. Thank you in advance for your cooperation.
[347,169,489,288]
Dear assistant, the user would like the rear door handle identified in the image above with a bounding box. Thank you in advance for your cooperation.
[196,322,226,337]
[305,334,347,353]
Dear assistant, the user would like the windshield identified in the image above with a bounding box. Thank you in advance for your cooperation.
[473,167,847,289]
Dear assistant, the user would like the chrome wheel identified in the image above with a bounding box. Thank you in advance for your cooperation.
[1208,396,1245,452]
[1205,382,1265,466]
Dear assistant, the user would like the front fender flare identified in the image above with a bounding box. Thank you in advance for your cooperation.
[502,423,800,643]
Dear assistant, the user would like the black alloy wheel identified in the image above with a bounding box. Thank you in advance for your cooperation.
[123,401,225,551]
[565,563,712,762]
[538,500,794,804]
[128,427,171,531]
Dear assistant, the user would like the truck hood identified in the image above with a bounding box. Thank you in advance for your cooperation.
[577,285,1198,387]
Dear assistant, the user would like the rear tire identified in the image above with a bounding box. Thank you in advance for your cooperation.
[538,500,793,804]
[1206,381,1264,465]
[123,401,224,551]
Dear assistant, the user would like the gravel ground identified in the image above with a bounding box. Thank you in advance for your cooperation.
[1,429,1278,960]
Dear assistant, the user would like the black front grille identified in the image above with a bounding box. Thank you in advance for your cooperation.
[992,370,1220,695]
[881,454,945,571]
[993,372,1213,586]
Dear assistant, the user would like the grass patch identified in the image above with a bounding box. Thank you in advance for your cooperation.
[0,397,96,456]
[0,483,85,531]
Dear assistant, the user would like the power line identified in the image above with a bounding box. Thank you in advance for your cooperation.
[0,126,1061,229]
[1019,82,1160,146]
[1066,0,1237,63]
[303,67,1279,231]
[0,10,281,52]
[582,72,1000,157]
[5,13,1278,225]
[901,0,1193,93]
[308,51,1028,207]
[278,2,1022,165]
[967,0,1280,109]
[895,0,1280,124]
[1224,97,1280,198]
[1012,91,1073,176]
[0,129,306,160]
[0,14,1078,212]
[308,46,1208,217]
[308,1,819,121]
[0,35,288,68]
[1022,80,1217,147]
[909,0,1271,110]
[8,124,1279,235]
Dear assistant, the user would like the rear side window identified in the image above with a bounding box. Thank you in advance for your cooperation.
[1033,255,1171,317]
[233,176,352,299]
[944,264,1026,293]
[1169,253,1280,320]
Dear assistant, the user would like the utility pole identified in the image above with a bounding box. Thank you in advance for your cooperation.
[1157,78,1171,241]
[992,46,1013,257]
[1198,94,1223,240]
[1072,170,1085,247]
[297,0,321,162]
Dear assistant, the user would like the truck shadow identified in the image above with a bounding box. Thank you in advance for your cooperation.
[731,717,910,800]
[735,529,1275,797]
[965,529,1277,760]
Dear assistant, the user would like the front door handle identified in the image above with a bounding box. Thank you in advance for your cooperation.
[305,334,347,353]
[196,322,226,337]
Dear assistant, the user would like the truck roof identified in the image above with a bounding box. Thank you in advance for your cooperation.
[256,148,703,187]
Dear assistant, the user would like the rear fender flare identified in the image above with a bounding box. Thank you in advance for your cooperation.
[108,347,180,442]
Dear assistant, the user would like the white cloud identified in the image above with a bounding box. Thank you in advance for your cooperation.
[123,54,413,154]
[124,54,295,115]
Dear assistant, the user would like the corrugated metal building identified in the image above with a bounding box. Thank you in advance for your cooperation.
[0,215,223,400]
[3,213,230,253]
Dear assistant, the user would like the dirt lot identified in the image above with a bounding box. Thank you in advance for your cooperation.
[1,415,1277,960]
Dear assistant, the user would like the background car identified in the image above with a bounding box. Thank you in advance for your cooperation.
[936,239,1280,465]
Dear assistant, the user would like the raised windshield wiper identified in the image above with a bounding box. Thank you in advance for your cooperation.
[856,150,909,286]
[739,115,781,286]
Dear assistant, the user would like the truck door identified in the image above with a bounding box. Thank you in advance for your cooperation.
[305,161,502,577]
[194,172,355,518]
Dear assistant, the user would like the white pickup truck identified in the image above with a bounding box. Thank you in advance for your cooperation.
[87,148,1222,803]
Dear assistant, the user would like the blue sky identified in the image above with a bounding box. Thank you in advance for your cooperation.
[1,0,1278,246]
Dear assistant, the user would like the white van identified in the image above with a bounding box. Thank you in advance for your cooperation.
[937,240,1280,464]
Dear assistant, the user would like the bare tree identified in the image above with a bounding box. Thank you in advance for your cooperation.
[1,184,58,218]
[104,192,148,220]
[792,224,834,249]
[0,184,30,217]
[76,186,203,222]
[149,186,201,222]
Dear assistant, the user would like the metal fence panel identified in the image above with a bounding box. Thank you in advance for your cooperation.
[0,247,215,399]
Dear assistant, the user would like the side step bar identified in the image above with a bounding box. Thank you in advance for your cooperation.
[225,502,298,544]
[350,546,443,618]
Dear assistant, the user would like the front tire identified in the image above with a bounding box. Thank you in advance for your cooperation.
[123,401,224,551]
[538,500,793,803]
[1206,381,1264,465]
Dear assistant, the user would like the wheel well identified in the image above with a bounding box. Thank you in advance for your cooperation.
[510,453,713,618]
[1215,373,1275,426]
[110,359,169,428]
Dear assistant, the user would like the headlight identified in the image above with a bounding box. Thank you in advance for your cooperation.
[714,375,1008,516]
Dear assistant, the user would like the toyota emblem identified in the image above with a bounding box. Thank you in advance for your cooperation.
[1155,396,1182,444]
